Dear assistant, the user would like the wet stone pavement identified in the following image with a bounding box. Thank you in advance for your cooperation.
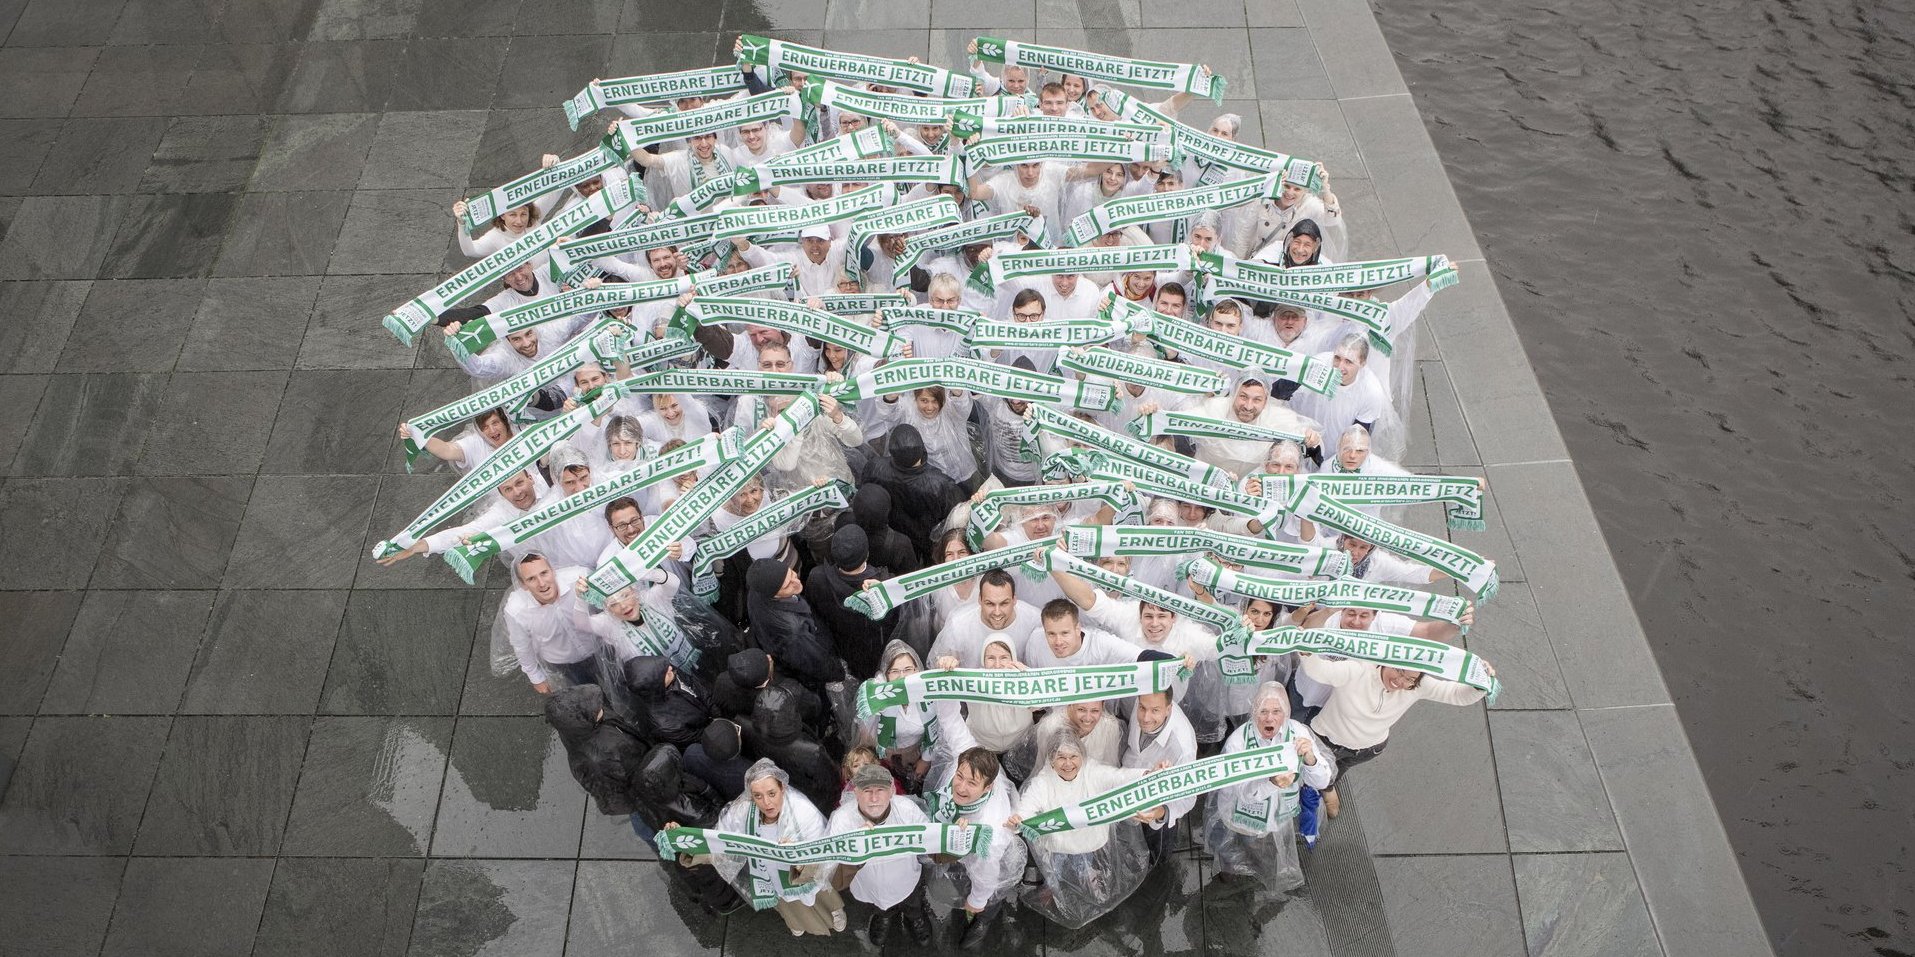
[0,0,1767,955]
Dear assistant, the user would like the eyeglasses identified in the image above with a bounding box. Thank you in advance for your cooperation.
[611,519,644,533]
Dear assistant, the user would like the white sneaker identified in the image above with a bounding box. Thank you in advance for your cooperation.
[831,909,848,932]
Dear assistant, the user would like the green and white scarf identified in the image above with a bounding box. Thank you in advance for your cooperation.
[843,535,1058,619]
[544,211,723,281]
[973,37,1225,103]
[1260,472,1485,532]
[802,79,1013,126]
[964,318,1127,351]
[1179,558,1469,627]
[894,210,1036,274]
[662,165,740,217]
[1077,454,1282,524]
[770,126,895,167]
[1057,346,1228,396]
[399,322,625,469]
[1221,722,1300,825]
[1017,747,1294,840]
[979,243,1192,296]
[446,278,690,361]
[964,480,1136,550]
[882,305,981,337]
[855,658,1185,721]
[1065,173,1282,247]
[382,180,642,346]
[617,607,701,673]
[1197,275,1400,355]
[1129,409,1306,445]
[586,397,816,603]
[1027,404,1232,488]
[672,296,905,358]
[440,430,741,583]
[841,194,962,283]
[376,389,625,560]
[1092,86,1322,190]
[1044,549,1239,632]
[964,133,1170,169]
[951,110,1163,141]
[688,479,854,601]
[461,142,627,232]
[731,154,964,196]
[833,357,1117,413]
[712,182,893,241]
[618,334,702,371]
[614,89,802,151]
[1231,625,1500,702]
[735,35,980,98]
[615,368,829,397]
[814,293,910,316]
[1133,305,1340,397]
[1055,523,1350,578]
[656,822,990,906]
[563,66,747,130]
[1197,251,1458,294]
[1288,484,1500,600]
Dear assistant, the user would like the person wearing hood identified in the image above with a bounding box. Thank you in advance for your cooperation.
[675,758,846,936]
[860,640,979,793]
[936,636,1035,752]
[545,684,650,816]
[860,426,966,563]
[623,654,714,749]
[833,483,922,575]
[1205,682,1333,886]
[683,717,752,801]
[826,762,936,945]
[711,648,827,729]
[745,559,846,695]
[1005,728,1155,930]
[805,525,893,680]
[745,684,843,813]
[632,743,746,915]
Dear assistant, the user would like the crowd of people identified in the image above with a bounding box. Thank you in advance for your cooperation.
[372,35,1500,947]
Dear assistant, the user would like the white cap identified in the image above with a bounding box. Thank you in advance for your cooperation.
[800,224,832,241]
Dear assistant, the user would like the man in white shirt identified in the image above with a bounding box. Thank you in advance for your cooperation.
[1300,651,1491,818]
[502,553,601,693]
[1021,599,1142,671]
[931,569,1042,669]
[1122,688,1197,862]
[1188,377,1324,480]
[740,224,847,297]
[827,763,935,945]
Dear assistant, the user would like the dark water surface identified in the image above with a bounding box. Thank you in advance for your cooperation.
[1371,1,1915,953]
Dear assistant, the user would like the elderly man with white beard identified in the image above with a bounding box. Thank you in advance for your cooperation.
[826,763,935,946]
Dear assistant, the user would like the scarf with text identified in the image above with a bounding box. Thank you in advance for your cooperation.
[1026,405,1232,488]
[1043,549,1240,633]
[461,142,628,232]
[614,368,829,397]
[656,822,991,909]
[399,322,626,469]
[973,37,1225,102]
[1065,172,1282,246]
[964,318,1127,351]
[1017,747,1294,840]
[1230,625,1500,703]
[843,535,1057,619]
[1055,523,1350,578]
[815,292,911,315]
[614,89,803,151]
[1196,276,1401,355]
[894,210,1036,274]
[1288,484,1500,600]
[951,110,1164,141]
[1197,250,1458,294]
[833,357,1118,413]
[964,133,1171,170]
[840,194,962,283]
[801,79,1015,126]
[712,182,894,241]
[964,480,1136,551]
[1179,557,1469,627]
[1057,346,1229,396]
[855,658,1186,721]
[672,296,906,358]
[977,243,1192,296]
[544,211,721,281]
[563,66,747,129]
[882,305,982,337]
[1129,409,1306,446]
[1260,472,1486,532]
[1126,303,1340,397]
[735,35,980,98]
[688,479,854,601]
[731,154,964,196]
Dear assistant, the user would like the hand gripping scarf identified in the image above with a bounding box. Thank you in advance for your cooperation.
[1042,549,1240,633]
[442,430,744,583]
[543,210,726,282]
[1026,404,1233,488]
[1230,625,1501,703]
[950,110,1164,141]
[712,182,894,242]
[894,210,1037,275]
[963,133,1171,169]
[1056,346,1229,396]
[976,243,1192,296]
[1256,472,1486,532]
[687,479,855,601]
[562,65,747,130]
[382,178,642,346]
[843,535,1058,619]
[855,657,1187,722]
[1055,523,1350,578]
[964,480,1137,551]
[655,822,992,908]
[1128,409,1307,446]
[1016,747,1295,840]
[375,384,630,560]
[964,318,1128,351]
[882,305,982,338]
[735,35,980,98]
[1118,300,1340,397]
[1178,557,1470,628]
[613,89,803,151]
[1287,484,1500,601]
[586,396,819,604]
[1196,275,1401,355]
[671,296,906,358]
[613,368,829,397]
[460,141,628,233]
[1064,172,1283,247]
[801,79,1016,126]
[832,357,1118,414]
[730,154,965,196]
[839,194,962,284]
[398,321,626,469]
[972,37,1226,103]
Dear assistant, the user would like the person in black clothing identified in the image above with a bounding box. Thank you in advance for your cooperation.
[683,717,751,801]
[745,559,846,696]
[832,483,921,576]
[804,525,893,680]
[544,684,649,816]
[623,655,714,749]
[712,649,829,738]
[746,684,844,813]
[633,744,747,915]
[861,425,966,563]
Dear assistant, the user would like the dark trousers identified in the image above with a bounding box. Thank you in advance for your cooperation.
[1321,736,1389,788]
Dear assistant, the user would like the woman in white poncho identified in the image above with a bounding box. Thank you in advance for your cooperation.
[681,758,847,936]
[859,640,979,793]
[1006,728,1154,929]
[1204,682,1335,889]
[635,393,713,455]
[937,636,1035,753]
[1289,333,1407,462]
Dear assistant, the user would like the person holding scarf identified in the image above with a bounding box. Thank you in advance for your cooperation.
[1204,682,1333,882]
[924,747,1026,949]
[674,758,847,936]
[827,762,937,944]
[1005,728,1155,929]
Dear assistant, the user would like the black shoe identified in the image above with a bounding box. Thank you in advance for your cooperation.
[867,907,895,945]
[901,900,933,945]
[960,902,1001,950]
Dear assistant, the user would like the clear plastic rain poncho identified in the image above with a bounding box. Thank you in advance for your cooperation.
[597,414,646,475]
[1013,728,1153,929]
[711,758,835,911]
[1202,682,1333,894]
[922,762,1028,912]
[1288,333,1407,462]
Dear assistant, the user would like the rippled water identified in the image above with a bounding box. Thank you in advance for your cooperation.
[1371,1,1915,953]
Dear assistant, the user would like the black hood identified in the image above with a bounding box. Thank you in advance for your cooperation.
[545,685,605,749]
[888,425,927,471]
[634,743,684,805]
[623,655,671,700]
[753,684,805,745]
[851,483,894,536]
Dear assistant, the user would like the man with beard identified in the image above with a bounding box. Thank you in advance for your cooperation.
[827,763,936,945]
